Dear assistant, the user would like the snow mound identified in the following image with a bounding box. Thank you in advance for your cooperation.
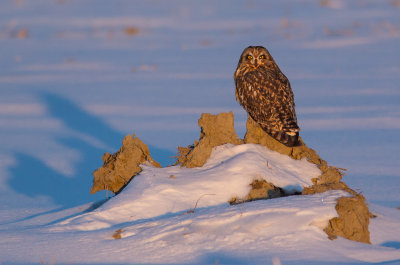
[55,143,321,231]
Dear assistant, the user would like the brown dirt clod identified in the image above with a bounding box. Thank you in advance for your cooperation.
[124,26,140,36]
[324,194,371,244]
[90,134,161,194]
[112,229,123,239]
[230,179,285,205]
[176,112,242,168]
[15,28,29,39]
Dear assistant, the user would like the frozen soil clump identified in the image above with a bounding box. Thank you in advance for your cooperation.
[230,179,285,205]
[324,194,371,243]
[176,112,242,168]
[91,134,160,194]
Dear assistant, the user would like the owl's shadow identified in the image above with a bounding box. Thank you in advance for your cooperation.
[8,92,174,208]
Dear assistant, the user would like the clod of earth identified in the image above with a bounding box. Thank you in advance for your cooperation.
[230,179,285,205]
[324,194,371,243]
[91,134,160,194]
[176,111,242,168]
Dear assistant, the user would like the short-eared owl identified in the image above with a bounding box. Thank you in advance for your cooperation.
[234,46,300,147]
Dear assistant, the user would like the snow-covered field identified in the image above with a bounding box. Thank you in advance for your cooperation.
[0,0,399,264]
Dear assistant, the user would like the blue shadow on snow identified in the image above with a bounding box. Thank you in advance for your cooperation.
[381,241,400,250]
[8,92,174,209]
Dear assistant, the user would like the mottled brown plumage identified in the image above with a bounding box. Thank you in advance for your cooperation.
[234,46,300,147]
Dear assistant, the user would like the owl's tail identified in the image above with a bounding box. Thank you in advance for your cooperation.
[263,127,300,147]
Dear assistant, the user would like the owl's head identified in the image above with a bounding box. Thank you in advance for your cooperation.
[237,46,275,70]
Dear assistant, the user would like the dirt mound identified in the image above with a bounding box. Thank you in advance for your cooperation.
[324,194,371,243]
[230,179,285,205]
[91,134,161,194]
[91,112,371,244]
[244,114,370,243]
[176,112,242,168]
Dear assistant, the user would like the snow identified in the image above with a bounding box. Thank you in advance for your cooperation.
[1,144,400,265]
[2,143,400,265]
[0,0,400,264]
[54,144,321,231]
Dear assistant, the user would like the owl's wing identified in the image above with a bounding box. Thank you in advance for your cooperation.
[277,71,297,124]
[238,69,299,133]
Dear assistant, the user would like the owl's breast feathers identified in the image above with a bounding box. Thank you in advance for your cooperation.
[235,67,300,135]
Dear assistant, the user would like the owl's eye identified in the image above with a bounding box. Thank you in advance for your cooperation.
[247,55,253,60]
[259,55,265,59]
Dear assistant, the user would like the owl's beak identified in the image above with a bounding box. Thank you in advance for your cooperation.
[254,59,259,67]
